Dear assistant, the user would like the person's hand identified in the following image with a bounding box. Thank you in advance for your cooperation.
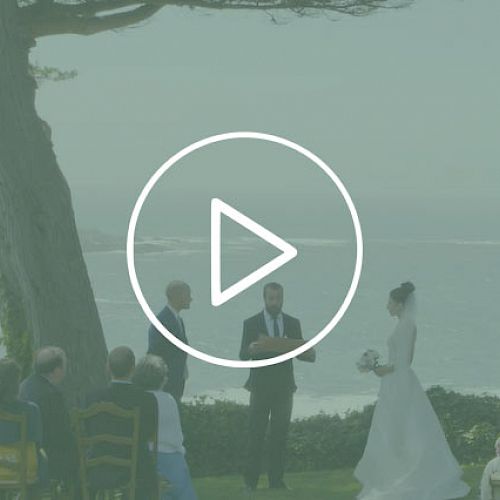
[248,334,271,355]
[298,346,316,363]
[373,365,394,377]
[248,341,263,356]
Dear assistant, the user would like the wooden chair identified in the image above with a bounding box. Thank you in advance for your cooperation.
[0,409,31,500]
[72,403,140,500]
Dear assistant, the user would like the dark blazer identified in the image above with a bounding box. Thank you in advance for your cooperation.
[239,311,303,393]
[85,382,158,497]
[148,305,188,401]
[19,374,78,481]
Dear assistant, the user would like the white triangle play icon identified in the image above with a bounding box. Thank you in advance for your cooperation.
[211,198,298,307]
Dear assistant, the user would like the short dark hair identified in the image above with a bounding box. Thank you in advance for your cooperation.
[108,346,135,379]
[132,355,168,391]
[263,282,283,298]
[390,281,416,305]
[34,347,66,376]
[0,358,21,404]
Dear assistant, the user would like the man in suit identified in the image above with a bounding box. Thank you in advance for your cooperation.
[19,346,79,485]
[240,282,316,492]
[148,280,192,402]
[86,346,158,499]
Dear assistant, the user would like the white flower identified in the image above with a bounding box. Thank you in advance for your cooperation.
[356,349,381,373]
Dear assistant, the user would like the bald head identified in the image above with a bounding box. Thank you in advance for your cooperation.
[165,280,192,312]
[108,346,135,380]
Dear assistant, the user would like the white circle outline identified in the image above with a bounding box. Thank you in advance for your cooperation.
[127,131,363,368]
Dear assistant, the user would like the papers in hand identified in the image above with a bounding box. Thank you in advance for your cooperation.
[250,335,314,359]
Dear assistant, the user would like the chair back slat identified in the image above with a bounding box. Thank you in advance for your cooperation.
[86,456,133,469]
[78,402,139,420]
[81,434,134,447]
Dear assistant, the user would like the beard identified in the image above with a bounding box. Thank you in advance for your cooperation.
[266,305,282,317]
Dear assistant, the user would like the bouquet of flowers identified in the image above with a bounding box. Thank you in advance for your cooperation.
[356,349,380,373]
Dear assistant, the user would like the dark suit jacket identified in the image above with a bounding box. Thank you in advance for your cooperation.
[19,374,78,481]
[148,305,188,401]
[85,382,158,496]
[239,311,303,393]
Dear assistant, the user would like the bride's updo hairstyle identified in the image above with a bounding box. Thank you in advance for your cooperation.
[390,281,415,305]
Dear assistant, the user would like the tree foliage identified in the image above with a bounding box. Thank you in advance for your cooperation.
[0,274,33,378]
[29,64,77,84]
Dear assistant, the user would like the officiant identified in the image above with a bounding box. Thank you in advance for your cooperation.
[239,282,316,492]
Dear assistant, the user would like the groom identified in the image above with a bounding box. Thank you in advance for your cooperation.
[239,282,316,492]
[147,280,192,402]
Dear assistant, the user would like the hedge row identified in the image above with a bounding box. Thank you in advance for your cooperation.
[180,386,500,477]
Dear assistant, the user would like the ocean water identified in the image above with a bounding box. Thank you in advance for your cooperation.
[84,235,500,417]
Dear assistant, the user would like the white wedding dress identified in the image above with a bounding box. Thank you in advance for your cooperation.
[354,296,470,500]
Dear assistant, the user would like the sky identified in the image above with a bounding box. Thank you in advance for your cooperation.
[7,0,498,403]
[30,0,500,240]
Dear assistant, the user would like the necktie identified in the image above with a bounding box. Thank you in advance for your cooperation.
[273,317,280,338]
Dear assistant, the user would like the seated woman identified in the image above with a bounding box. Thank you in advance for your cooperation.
[0,357,47,489]
[132,355,197,500]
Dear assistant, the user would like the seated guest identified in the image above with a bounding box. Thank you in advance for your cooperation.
[132,355,197,500]
[19,347,78,484]
[86,346,158,499]
[0,358,47,486]
[481,437,500,500]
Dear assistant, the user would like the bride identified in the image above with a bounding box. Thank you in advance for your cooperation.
[354,282,470,500]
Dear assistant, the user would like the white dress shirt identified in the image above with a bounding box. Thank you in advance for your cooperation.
[263,309,284,337]
[150,390,185,455]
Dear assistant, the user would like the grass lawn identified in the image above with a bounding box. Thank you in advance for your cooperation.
[194,465,483,500]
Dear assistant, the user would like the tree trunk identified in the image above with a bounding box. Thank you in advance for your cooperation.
[0,0,108,403]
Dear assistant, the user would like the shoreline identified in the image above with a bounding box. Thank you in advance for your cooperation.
[184,386,500,419]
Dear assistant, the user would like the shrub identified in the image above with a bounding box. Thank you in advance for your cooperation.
[181,387,500,477]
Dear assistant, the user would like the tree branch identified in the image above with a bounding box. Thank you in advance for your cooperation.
[20,0,412,39]
[22,3,163,38]
[146,0,412,15]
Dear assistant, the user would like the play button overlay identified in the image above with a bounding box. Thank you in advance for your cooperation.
[126,131,363,369]
[211,198,298,307]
